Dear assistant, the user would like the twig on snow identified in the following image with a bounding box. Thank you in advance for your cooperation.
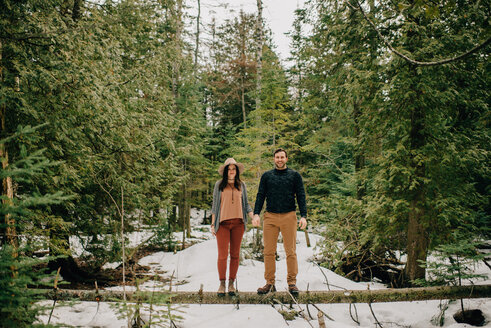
[307,302,335,321]
[349,302,360,325]
[286,289,315,328]
[368,301,383,328]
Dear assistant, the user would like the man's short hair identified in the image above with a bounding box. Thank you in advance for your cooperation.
[273,148,288,158]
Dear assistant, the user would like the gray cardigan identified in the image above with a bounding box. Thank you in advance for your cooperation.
[211,180,253,232]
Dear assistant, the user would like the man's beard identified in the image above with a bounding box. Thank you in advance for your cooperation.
[275,162,286,169]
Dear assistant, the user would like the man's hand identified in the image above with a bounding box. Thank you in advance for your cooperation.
[298,217,307,230]
[252,214,261,227]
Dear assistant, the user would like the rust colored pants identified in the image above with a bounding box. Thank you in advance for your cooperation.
[216,218,245,281]
[263,211,298,285]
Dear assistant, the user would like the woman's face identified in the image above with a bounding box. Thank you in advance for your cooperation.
[227,165,237,180]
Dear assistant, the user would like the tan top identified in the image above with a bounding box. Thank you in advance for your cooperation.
[220,184,243,222]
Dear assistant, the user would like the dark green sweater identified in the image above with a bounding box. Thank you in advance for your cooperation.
[254,167,307,217]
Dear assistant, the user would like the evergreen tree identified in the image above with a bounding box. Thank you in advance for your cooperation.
[1,0,206,276]
[298,0,489,284]
[0,125,69,327]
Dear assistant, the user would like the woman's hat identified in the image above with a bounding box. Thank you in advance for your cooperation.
[218,158,245,175]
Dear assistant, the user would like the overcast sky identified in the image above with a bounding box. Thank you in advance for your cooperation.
[189,0,307,63]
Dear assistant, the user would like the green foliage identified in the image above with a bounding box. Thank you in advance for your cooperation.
[415,233,488,287]
[241,227,264,261]
[0,245,52,328]
[149,215,178,251]
[296,0,489,282]
[110,276,183,328]
[0,124,67,327]
[1,0,206,269]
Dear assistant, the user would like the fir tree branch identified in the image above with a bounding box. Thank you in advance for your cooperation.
[347,0,491,66]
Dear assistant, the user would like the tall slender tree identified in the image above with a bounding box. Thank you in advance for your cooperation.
[298,0,489,284]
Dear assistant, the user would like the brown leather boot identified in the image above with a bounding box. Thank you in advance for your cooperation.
[257,283,276,295]
[228,280,236,296]
[288,284,299,296]
[217,280,226,297]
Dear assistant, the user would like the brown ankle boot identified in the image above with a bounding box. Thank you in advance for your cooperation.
[257,283,276,295]
[217,280,226,297]
[228,280,236,296]
[288,284,299,296]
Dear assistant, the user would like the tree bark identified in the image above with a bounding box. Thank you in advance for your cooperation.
[404,68,428,283]
[171,0,183,107]
[72,0,83,21]
[38,284,491,304]
[353,102,365,200]
[255,0,263,115]
[403,6,429,283]
[0,39,17,249]
[193,0,200,69]
[239,10,247,128]
[185,186,191,238]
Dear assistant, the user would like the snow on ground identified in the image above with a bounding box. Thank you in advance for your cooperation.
[37,210,491,327]
[37,298,491,328]
[131,227,383,293]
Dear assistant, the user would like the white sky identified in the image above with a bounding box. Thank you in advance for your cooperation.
[188,0,307,62]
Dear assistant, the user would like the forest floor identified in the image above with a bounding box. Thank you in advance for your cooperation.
[36,209,491,327]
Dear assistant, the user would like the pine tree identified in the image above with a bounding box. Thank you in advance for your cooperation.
[0,125,69,327]
[2,0,205,277]
[298,0,489,284]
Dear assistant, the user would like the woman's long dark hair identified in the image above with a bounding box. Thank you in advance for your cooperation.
[219,164,242,191]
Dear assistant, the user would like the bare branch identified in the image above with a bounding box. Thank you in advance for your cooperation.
[368,301,384,328]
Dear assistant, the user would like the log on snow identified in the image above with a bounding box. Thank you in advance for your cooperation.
[37,284,491,304]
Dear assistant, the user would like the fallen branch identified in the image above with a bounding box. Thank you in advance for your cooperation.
[308,302,335,321]
[34,284,491,304]
[368,301,383,328]
[286,290,314,328]
[47,267,61,324]
[318,311,326,328]
[349,302,360,325]
[270,299,291,326]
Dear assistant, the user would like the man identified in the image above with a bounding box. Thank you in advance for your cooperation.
[252,148,307,295]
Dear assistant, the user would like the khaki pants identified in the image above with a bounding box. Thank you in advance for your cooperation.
[263,211,298,285]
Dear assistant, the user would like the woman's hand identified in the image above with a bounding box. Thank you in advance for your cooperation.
[210,224,216,235]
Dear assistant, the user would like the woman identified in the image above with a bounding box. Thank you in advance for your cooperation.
[211,158,253,296]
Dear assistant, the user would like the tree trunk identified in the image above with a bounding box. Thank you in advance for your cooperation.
[193,0,200,69]
[178,186,185,229]
[404,175,428,282]
[171,0,183,106]
[255,0,263,115]
[403,6,429,283]
[304,229,311,247]
[353,102,365,200]
[185,186,191,238]
[72,0,82,21]
[241,77,246,127]
[170,205,177,227]
[405,103,428,281]
[39,284,491,304]
[0,39,17,249]
[239,11,247,128]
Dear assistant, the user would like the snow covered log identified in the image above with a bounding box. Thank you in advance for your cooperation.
[38,284,491,304]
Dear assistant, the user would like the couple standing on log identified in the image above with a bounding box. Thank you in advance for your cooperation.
[211,148,308,297]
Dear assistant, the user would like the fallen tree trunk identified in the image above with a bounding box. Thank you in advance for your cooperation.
[36,284,491,304]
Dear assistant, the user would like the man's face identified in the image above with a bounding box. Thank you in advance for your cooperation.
[274,151,288,170]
